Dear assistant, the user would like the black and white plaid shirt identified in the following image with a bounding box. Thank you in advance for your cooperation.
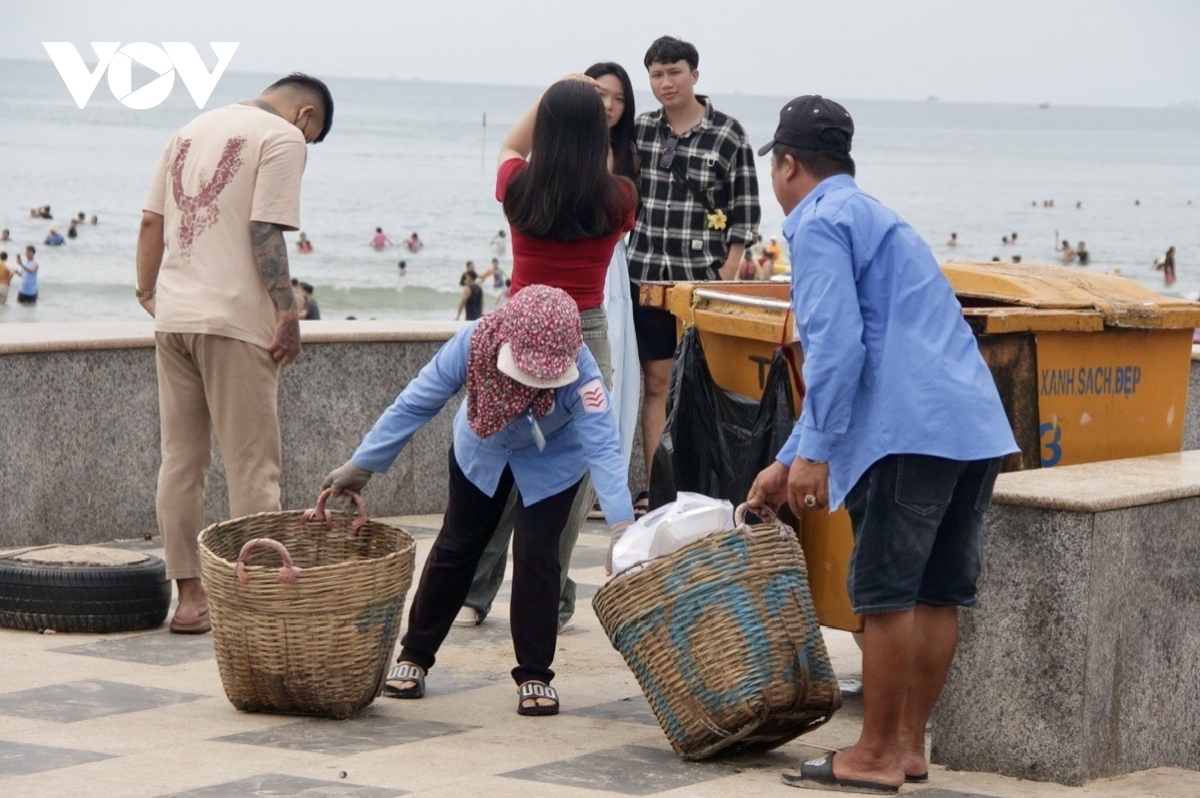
[628,96,761,283]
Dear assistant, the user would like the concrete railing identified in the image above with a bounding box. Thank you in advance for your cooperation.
[933,450,1200,785]
[0,321,465,548]
[0,325,1194,549]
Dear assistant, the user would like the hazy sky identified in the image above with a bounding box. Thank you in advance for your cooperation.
[4,0,1198,107]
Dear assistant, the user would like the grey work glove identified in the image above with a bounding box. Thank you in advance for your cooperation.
[606,519,633,576]
[322,461,374,495]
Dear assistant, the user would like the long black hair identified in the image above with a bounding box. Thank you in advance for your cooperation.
[583,61,639,182]
[503,80,633,242]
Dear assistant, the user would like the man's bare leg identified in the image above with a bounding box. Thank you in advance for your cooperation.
[824,609,911,789]
[899,604,959,779]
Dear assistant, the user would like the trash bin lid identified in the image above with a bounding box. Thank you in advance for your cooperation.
[944,261,1200,332]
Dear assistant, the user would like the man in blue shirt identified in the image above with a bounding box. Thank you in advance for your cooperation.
[749,96,1018,794]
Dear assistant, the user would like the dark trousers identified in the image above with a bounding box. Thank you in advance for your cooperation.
[399,446,580,685]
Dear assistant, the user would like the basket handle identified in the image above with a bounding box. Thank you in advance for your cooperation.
[734,503,792,541]
[299,488,369,532]
[235,538,303,584]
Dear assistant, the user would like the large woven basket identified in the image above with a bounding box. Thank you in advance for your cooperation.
[592,504,841,760]
[198,490,415,719]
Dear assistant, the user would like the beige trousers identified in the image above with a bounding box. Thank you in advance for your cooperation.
[155,332,282,579]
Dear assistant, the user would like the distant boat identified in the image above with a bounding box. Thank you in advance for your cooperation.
[1038,102,1051,109]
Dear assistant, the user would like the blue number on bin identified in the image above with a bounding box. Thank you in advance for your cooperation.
[1039,421,1063,467]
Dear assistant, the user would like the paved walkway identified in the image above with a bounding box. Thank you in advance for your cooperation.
[3,516,1199,797]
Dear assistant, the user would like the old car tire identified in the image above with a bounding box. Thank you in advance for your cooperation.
[0,546,171,633]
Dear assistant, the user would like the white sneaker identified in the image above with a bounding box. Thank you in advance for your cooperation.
[452,606,484,627]
[557,618,576,634]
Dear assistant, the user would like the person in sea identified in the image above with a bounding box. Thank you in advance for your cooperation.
[67,219,79,239]
[946,232,958,247]
[296,231,313,253]
[370,227,394,250]
[456,269,483,321]
[0,251,15,306]
[1076,241,1090,266]
[1060,239,1076,264]
[15,245,39,305]
[44,227,65,246]
[0,229,9,242]
[299,282,320,319]
[738,247,760,279]
[459,260,478,286]
[405,231,424,252]
[453,71,638,633]
[397,259,407,277]
[321,285,633,717]
[1161,245,1176,285]
[481,257,507,289]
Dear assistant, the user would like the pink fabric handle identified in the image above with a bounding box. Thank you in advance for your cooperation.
[235,537,302,584]
[735,503,791,540]
[299,488,369,532]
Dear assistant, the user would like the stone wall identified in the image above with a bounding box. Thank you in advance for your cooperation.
[933,452,1200,785]
[0,323,461,547]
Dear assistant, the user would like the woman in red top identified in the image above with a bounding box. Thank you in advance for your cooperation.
[452,77,635,681]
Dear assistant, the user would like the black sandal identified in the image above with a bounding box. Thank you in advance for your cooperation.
[383,662,425,699]
[517,681,559,716]
[632,490,650,519]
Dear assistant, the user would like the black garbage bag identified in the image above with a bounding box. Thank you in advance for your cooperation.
[737,349,798,503]
[650,328,798,511]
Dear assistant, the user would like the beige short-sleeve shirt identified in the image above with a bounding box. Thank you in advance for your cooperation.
[145,104,306,349]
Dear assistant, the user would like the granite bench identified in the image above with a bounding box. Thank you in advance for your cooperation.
[933,450,1200,785]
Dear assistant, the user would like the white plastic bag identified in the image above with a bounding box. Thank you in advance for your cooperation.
[609,492,734,576]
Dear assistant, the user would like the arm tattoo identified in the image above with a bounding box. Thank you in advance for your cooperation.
[250,221,295,312]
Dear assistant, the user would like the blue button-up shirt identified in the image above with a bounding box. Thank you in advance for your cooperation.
[352,323,634,524]
[776,174,1018,508]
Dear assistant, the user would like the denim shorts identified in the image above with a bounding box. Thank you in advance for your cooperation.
[843,453,1003,615]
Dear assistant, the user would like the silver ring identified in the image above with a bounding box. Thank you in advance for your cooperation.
[804,495,817,508]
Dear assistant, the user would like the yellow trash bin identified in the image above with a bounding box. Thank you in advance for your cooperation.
[644,262,1200,632]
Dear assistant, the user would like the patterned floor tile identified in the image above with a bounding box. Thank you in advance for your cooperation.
[499,743,736,796]
[215,709,477,756]
[0,679,207,723]
[155,772,406,797]
[0,739,114,777]
[568,696,660,727]
[53,632,214,666]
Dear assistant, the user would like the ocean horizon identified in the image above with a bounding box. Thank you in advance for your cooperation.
[2,56,1198,324]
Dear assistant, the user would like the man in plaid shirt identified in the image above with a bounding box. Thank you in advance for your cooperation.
[628,35,761,514]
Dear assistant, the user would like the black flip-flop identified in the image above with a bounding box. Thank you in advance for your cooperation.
[780,752,899,794]
[383,662,425,699]
[905,772,928,783]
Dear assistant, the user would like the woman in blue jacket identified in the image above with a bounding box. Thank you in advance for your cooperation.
[322,285,633,716]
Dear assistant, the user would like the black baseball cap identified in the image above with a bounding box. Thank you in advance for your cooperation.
[757,95,854,157]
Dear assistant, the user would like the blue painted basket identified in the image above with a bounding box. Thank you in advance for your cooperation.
[592,504,841,759]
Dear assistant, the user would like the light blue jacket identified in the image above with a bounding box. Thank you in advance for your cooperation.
[776,174,1018,508]
[352,323,635,524]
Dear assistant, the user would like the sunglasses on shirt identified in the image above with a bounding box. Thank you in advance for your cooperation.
[659,135,679,170]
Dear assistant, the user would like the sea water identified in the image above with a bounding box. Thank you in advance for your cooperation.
[1,57,1197,325]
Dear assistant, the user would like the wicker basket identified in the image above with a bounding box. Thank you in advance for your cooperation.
[592,504,841,760]
[198,490,415,718]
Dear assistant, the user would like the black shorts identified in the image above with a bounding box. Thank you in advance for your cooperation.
[631,282,678,361]
[17,292,37,305]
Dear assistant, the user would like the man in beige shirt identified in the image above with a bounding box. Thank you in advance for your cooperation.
[136,73,333,633]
